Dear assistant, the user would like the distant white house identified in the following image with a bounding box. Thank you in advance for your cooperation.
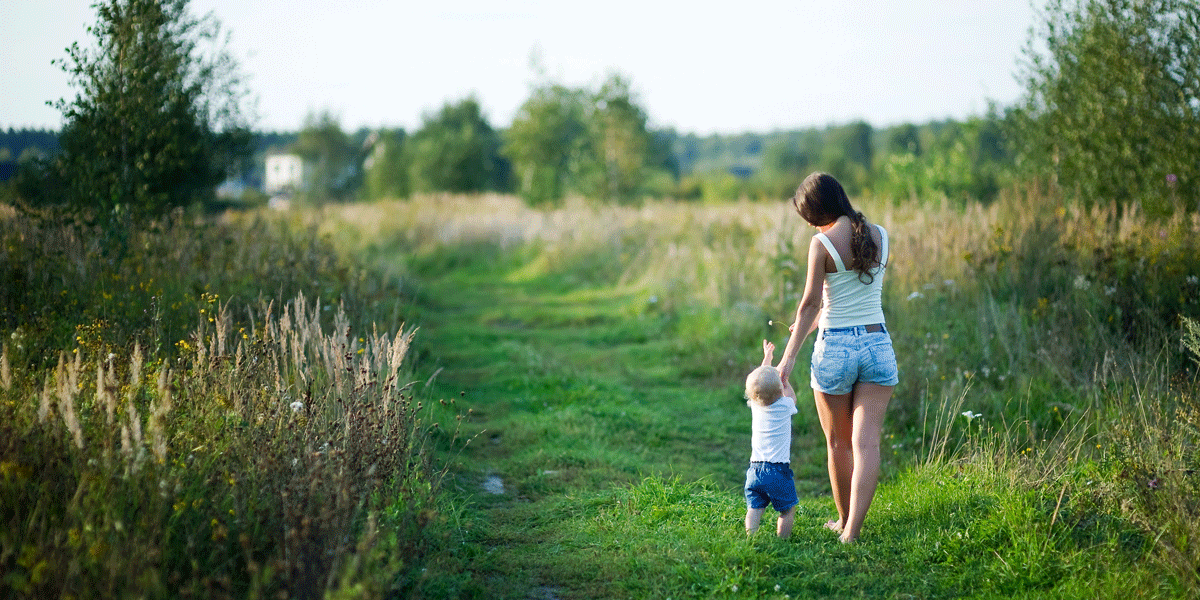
[264,153,308,194]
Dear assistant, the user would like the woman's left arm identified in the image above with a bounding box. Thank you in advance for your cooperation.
[778,235,826,380]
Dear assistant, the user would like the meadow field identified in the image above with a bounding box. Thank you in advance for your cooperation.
[3,190,1200,598]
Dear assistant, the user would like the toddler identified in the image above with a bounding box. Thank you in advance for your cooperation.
[744,339,798,537]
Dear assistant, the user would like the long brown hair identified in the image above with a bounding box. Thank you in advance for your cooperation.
[792,172,880,283]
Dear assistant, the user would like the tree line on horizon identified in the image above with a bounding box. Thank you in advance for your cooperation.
[2,0,1197,218]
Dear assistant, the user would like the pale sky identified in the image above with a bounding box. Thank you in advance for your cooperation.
[2,0,1038,135]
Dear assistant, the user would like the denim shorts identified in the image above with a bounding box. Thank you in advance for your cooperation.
[810,325,900,394]
[744,461,798,512]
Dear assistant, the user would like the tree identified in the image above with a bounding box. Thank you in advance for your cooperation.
[504,83,590,206]
[1015,0,1200,213]
[294,111,352,203]
[583,74,654,204]
[407,97,508,194]
[363,128,410,201]
[887,124,922,156]
[821,121,873,195]
[759,140,813,199]
[53,0,252,220]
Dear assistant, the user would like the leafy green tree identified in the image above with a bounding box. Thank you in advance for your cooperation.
[887,123,922,156]
[294,111,352,203]
[408,97,509,194]
[582,74,654,204]
[759,140,813,199]
[363,128,410,200]
[822,121,873,195]
[53,0,252,219]
[1015,0,1200,213]
[504,84,590,206]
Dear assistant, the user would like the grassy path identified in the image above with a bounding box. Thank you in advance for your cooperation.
[399,251,1157,599]
[403,254,824,594]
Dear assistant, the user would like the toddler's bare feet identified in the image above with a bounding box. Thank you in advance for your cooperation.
[823,519,843,533]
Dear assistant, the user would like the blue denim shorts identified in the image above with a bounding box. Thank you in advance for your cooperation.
[744,462,798,512]
[810,325,900,394]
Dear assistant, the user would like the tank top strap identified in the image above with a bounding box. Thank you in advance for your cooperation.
[814,232,846,272]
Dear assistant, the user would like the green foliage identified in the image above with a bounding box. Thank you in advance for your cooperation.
[293,110,354,203]
[823,120,874,194]
[505,83,591,206]
[51,0,252,220]
[878,115,1013,205]
[1015,0,1200,213]
[407,96,509,194]
[362,128,410,201]
[503,73,673,206]
[0,207,459,599]
[580,74,656,204]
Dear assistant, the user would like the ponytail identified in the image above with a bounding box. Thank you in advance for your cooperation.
[846,210,880,284]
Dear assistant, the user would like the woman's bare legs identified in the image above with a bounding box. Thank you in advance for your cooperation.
[840,382,893,542]
[814,382,894,542]
[814,389,853,531]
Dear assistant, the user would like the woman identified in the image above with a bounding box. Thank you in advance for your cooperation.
[778,172,898,543]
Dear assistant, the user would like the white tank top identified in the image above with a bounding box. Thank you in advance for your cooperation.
[815,224,889,329]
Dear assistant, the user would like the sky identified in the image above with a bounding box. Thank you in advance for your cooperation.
[2,0,1039,135]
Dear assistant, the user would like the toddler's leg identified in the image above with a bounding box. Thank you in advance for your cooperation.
[745,507,764,534]
[777,505,797,538]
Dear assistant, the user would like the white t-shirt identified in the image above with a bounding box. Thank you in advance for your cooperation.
[748,396,798,463]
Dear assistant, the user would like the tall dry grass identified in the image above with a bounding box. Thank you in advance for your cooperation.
[0,207,458,599]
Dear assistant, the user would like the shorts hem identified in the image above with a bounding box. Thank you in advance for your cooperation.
[811,377,899,395]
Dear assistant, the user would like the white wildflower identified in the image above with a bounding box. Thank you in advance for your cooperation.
[290,401,304,413]
[907,291,925,301]
[1073,275,1091,290]
[961,411,982,421]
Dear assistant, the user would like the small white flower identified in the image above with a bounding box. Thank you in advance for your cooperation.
[1073,275,1091,290]
[907,291,925,301]
[290,401,304,413]
[1104,286,1117,296]
[961,411,982,421]
[731,585,738,592]
[648,295,658,304]
[1188,275,1199,285]
[944,279,955,287]
[775,584,782,592]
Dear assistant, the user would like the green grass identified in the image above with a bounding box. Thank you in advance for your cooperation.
[330,193,1200,599]
[3,191,1199,598]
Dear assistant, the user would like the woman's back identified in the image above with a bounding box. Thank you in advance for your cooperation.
[814,217,888,329]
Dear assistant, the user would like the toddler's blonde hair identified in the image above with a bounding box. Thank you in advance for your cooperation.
[745,365,783,405]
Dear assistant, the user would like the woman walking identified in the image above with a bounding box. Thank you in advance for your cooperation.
[778,172,898,543]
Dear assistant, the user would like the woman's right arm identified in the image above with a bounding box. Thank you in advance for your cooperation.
[778,235,826,381]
